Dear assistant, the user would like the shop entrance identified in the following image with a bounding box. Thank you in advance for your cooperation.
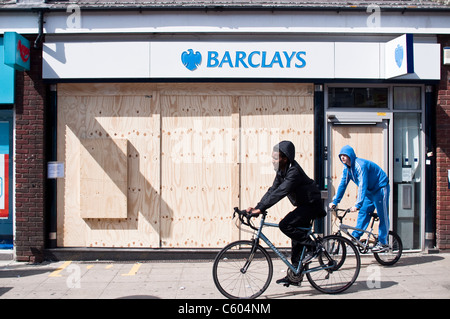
[326,85,425,250]
[0,110,13,249]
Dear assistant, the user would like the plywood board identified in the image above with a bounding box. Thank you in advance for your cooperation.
[240,94,315,247]
[57,83,161,247]
[80,138,128,219]
[57,82,314,249]
[160,94,235,248]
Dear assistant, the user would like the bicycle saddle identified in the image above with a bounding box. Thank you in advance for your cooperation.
[369,212,379,219]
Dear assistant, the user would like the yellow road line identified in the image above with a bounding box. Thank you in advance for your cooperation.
[49,261,72,277]
[121,263,141,276]
[105,264,113,269]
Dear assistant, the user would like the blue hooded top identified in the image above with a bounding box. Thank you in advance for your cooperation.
[331,145,389,209]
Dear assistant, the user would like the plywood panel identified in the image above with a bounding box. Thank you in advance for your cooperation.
[57,82,314,249]
[160,94,235,248]
[240,94,314,247]
[330,125,384,234]
[57,84,161,248]
[80,138,128,219]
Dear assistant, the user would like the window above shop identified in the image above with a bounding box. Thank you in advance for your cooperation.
[328,87,388,108]
[394,87,421,110]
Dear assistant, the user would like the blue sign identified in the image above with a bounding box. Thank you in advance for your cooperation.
[385,34,414,79]
[4,32,30,71]
[0,37,15,104]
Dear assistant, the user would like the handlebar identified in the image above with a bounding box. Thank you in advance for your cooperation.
[330,206,378,221]
[233,207,266,231]
[330,207,352,221]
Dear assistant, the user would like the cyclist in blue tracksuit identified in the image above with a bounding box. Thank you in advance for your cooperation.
[329,145,390,252]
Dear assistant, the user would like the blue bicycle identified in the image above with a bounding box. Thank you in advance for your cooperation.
[212,208,361,299]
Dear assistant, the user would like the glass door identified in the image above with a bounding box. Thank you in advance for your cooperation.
[393,87,423,250]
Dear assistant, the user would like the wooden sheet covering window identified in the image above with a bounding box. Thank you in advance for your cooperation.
[57,83,314,248]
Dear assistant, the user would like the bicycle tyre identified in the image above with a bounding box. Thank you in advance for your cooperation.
[212,240,273,299]
[373,231,403,266]
[306,235,360,294]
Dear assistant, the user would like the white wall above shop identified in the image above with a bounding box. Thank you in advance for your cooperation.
[1,10,450,35]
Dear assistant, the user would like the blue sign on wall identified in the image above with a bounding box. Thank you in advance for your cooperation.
[0,37,15,104]
[4,32,30,71]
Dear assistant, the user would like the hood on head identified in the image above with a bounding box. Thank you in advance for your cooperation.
[339,145,357,166]
[274,140,295,163]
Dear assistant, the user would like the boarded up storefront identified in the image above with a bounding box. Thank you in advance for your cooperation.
[57,83,314,248]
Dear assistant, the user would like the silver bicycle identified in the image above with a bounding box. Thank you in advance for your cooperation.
[331,207,402,266]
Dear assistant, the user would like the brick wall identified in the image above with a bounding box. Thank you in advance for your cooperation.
[437,35,450,250]
[14,38,46,262]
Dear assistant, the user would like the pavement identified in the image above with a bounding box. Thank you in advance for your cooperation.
[0,251,449,301]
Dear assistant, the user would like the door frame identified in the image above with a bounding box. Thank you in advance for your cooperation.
[325,118,391,237]
[324,84,393,238]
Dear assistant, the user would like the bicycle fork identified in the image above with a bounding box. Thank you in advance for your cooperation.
[240,238,260,274]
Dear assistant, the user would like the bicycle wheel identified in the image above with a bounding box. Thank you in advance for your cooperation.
[212,240,273,299]
[373,231,403,266]
[306,235,360,294]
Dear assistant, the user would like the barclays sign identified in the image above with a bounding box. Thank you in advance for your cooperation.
[181,49,307,71]
[148,41,334,78]
[40,38,433,80]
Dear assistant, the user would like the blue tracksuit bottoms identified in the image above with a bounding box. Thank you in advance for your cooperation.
[352,185,390,245]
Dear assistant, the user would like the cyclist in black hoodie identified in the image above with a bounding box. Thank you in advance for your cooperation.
[247,140,326,286]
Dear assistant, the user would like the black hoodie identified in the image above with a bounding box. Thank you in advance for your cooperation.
[255,141,323,214]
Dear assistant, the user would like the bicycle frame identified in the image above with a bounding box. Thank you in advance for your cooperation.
[335,210,378,252]
[339,224,377,251]
[249,213,331,276]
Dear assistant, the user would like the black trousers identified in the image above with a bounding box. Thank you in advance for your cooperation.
[279,201,323,266]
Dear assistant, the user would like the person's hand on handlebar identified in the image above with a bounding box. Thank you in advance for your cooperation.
[328,203,336,210]
[350,206,359,212]
[246,207,262,215]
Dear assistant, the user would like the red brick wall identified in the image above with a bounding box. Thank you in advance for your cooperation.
[14,38,46,262]
[437,35,450,250]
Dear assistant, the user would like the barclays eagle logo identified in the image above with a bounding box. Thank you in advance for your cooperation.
[181,49,202,71]
[395,44,403,68]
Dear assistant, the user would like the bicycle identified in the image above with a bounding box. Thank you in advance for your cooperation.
[331,207,402,266]
[212,207,361,299]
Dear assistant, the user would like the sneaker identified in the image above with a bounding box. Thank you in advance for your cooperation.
[372,242,389,253]
[276,276,300,287]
